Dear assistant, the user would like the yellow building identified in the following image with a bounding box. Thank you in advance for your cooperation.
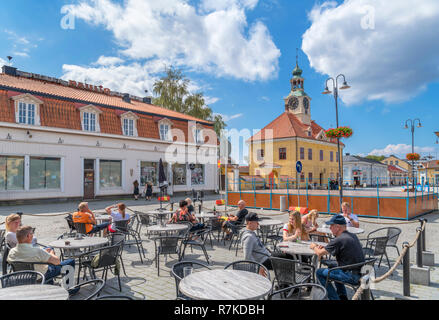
[247,62,343,187]
[382,155,413,178]
[418,160,439,185]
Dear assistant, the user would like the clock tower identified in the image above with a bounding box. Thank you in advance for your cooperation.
[284,55,312,125]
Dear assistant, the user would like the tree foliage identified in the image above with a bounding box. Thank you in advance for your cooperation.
[152,66,226,137]
[365,155,386,162]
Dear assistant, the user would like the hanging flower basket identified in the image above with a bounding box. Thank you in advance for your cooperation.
[406,153,420,161]
[325,127,353,139]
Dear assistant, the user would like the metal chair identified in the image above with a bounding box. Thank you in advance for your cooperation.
[171,261,211,299]
[2,243,12,275]
[362,236,391,270]
[266,226,283,250]
[114,219,146,263]
[68,279,105,300]
[9,261,59,284]
[73,223,89,236]
[268,283,327,300]
[206,217,224,246]
[110,232,127,276]
[77,242,124,291]
[152,236,183,276]
[65,214,75,233]
[324,258,377,300]
[179,227,212,264]
[135,212,152,235]
[0,271,45,288]
[224,260,270,280]
[365,227,402,258]
[269,257,315,290]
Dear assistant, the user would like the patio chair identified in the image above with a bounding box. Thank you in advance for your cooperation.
[68,279,105,300]
[269,257,315,291]
[0,271,45,288]
[9,261,60,284]
[65,214,75,233]
[362,236,391,270]
[134,212,152,235]
[110,232,127,276]
[171,261,211,299]
[95,295,135,300]
[224,260,270,280]
[73,223,89,236]
[77,242,124,291]
[206,217,224,246]
[365,227,402,258]
[179,227,212,264]
[323,258,377,300]
[266,226,283,251]
[268,283,327,300]
[114,220,146,264]
[0,229,6,255]
[152,236,183,276]
[2,243,12,275]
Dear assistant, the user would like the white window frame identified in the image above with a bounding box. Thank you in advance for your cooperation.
[120,111,139,137]
[191,122,204,144]
[158,118,173,142]
[79,105,102,132]
[12,94,43,126]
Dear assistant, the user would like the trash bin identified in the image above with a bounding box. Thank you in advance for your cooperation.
[280,196,287,212]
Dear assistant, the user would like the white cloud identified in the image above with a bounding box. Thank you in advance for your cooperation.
[302,0,439,105]
[3,29,39,60]
[94,56,124,66]
[214,112,243,122]
[369,144,435,157]
[205,96,219,105]
[0,58,6,66]
[63,0,280,81]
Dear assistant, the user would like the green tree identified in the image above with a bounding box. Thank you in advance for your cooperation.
[152,66,226,137]
[365,155,386,162]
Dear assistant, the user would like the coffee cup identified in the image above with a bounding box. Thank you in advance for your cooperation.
[65,240,70,246]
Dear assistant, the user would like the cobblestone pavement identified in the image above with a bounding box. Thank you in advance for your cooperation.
[1,197,438,300]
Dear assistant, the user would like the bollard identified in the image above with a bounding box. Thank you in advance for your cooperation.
[416,227,423,268]
[360,275,371,300]
[402,242,410,297]
[198,204,202,214]
[421,218,427,252]
[171,202,174,211]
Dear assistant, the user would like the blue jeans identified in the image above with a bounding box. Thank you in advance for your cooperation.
[316,268,361,300]
[45,259,75,285]
[88,222,110,234]
[190,223,205,233]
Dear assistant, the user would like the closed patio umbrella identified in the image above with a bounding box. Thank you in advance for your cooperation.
[158,159,167,210]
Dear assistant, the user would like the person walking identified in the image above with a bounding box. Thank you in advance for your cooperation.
[144,182,153,201]
[133,180,140,200]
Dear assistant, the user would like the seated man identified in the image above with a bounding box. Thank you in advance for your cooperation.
[7,226,76,286]
[341,202,360,228]
[73,202,110,236]
[310,215,365,300]
[223,200,248,240]
[186,198,195,214]
[168,200,205,233]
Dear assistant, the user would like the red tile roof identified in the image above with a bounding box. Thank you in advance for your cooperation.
[388,165,407,173]
[0,73,212,124]
[248,111,342,145]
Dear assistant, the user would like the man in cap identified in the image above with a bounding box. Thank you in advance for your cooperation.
[310,214,365,300]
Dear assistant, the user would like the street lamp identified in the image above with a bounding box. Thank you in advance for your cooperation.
[404,118,422,187]
[322,74,350,212]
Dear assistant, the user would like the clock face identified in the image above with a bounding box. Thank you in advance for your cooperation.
[288,97,299,110]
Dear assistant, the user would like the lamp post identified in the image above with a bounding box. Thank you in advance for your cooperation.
[404,119,422,188]
[322,74,351,212]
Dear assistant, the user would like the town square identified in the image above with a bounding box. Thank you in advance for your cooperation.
[0,0,438,309]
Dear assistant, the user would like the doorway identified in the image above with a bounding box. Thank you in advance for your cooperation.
[83,159,95,199]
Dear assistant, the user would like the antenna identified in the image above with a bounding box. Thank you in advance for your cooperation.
[7,56,12,66]
[296,48,298,66]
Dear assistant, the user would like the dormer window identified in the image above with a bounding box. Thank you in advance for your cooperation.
[12,93,43,126]
[158,118,173,141]
[79,105,102,132]
[83,112,96,132]
[120,111,139,137]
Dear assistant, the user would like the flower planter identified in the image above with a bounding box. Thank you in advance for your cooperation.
[325,127,353,139]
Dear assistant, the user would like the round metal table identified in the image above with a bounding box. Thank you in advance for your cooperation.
[49,237,109,249]
[0,284,69,300]
[94,214,112,223]
[145,223,189,236]
[317,226,364,235]
[258,219,283,227]
[277,240,328,256]
[179,269,272,300]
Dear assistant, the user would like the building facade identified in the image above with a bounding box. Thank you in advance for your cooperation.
[418,160,439,185]
[0,65,217,202]
[382,155,413,178]
[248,62,343,188]
[343,154,388,186]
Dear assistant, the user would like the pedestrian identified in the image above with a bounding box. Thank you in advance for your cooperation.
[144,181,153,201]
[133,180,140,200]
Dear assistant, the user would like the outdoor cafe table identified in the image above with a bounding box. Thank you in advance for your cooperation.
[0,284,69,300]
[277,240,328,268]
[145,223,188,236]
[317,226,365,235]
[94,214,112,223]
[146,210,174,224]
[179,269,272,300]
[195,212,217,223]
[49,237,109,250]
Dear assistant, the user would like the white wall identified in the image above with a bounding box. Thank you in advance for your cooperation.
[0,125,217,200]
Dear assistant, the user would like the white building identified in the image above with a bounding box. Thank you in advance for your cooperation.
[0,65,218,202]
[343,154,388,187]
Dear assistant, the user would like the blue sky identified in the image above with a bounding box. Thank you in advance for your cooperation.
[1,0,439,164]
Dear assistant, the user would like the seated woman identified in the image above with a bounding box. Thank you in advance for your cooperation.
[302,209,319,233]
[105,203,131,233]
[168,200,204,233]
[5,214,38,248]
[283,210,310,242]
